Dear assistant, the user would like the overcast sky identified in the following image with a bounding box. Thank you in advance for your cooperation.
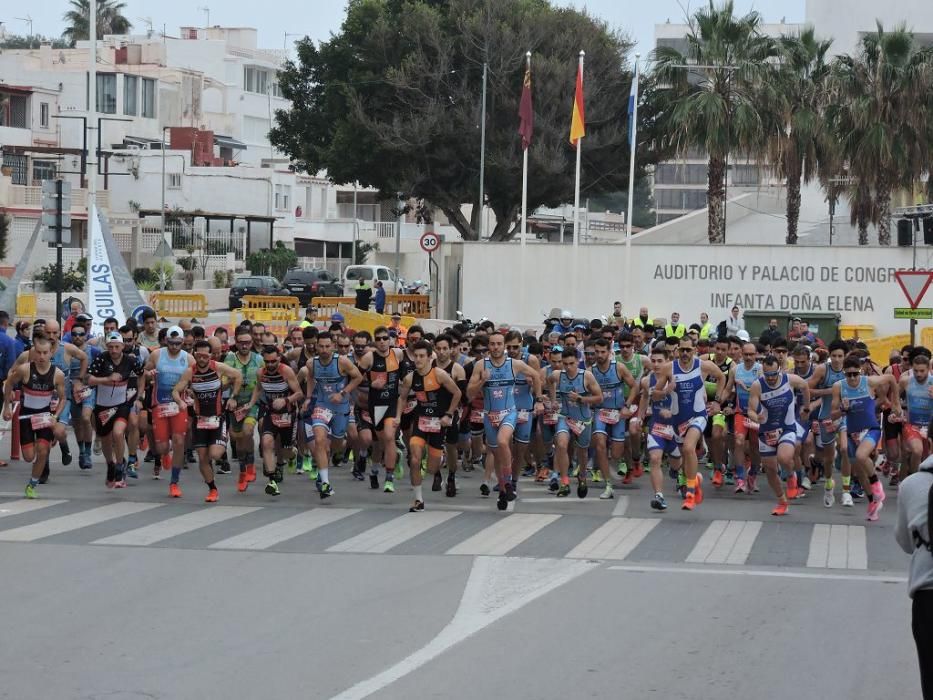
[5,0,805,59]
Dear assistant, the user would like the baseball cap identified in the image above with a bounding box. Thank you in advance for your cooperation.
[76,313,93,322]
[331,313,345,323]
[737,330,751,342]
[550,345,564,353]
[106,331,124,344]
[166,325,184,340]
[391,312,402,319]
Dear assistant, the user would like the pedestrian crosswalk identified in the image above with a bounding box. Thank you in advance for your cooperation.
[0,497,907,573]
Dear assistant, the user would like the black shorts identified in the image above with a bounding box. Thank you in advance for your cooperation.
[882,411,902,441]
[399,409,416,433]
[18,413,54,447]
[365,402,398,433]
[260,411,296,448]
[94,403,131,437]
[192,416,229,449]
[411,422,446,451]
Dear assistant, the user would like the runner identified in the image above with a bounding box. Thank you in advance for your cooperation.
[172,340,243,502]
[433,333,467,497]
[350,331,373,481]
[3,333,66,498]
[505,330,539,495]
[808,340,850,507]
[590,337,637,499]
[725,342,763,494]
[899,350,933,478]
[63,321,98,471]
[616,331,646,480]
[224,327,263,491]
[396,340,462,511]
[251,345,304,496]
[638,344,680,511]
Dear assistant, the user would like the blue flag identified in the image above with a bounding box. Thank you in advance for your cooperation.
[627,71,638,147]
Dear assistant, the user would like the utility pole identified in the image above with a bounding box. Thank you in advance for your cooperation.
[478,62,487,239]
[41,180,72,319]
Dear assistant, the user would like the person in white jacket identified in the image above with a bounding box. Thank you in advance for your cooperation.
[725,306,745,336]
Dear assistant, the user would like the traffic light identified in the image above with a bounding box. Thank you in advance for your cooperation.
[897,218,912,247]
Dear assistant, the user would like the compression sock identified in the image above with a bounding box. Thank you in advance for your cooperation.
[734,464,747,479]
[842,475,851,492]
[319,468,329,483]
[414,484,423,502]
[686,476,698,495]
[171,467,182,484]
[825,478,835,491]
[206,480,216,490]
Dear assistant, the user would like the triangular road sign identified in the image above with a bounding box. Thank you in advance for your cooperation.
[895,270,933,309]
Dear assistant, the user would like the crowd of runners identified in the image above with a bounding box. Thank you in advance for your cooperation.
[1,305,930,521]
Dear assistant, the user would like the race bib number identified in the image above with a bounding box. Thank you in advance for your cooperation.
[598,408,621,425]
[677,421,692,437]
[516,409,530,425]
[29,412,54,430]
[487,409,508,427]
[404,399,417,415]
[370,372,387,390]
[850,429,869,445]
[566,417,586,436]
[418,415,442,433]
[764,429,782,447]
[744,419,760,431]
[126,388,137,402]
[155,402,179,418]
[73,386,92,403]
[196,415,221,430]
[543,412,559,426]
[234,407,248,422]
[651,422,675,440]
[312,406,333,423]
[271,413,293,428]
[492,388,505,400]
[96,407,118,425]
[469,409,485,423]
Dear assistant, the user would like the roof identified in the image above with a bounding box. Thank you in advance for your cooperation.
[214,134,247,151]
[0,84,33,95]
[138,209,276,222]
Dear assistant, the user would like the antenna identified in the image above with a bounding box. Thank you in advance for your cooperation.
[197,6,210,27]
[15,14,33,36]
[137,16,154,37]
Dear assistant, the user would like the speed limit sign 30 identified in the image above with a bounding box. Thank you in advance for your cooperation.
[419,231,441,253]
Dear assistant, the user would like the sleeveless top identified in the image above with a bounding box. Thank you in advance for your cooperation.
[556,369,590,422]
[412,367,453,418]
[592,361,625,410]
[672,357,706,421]
[819,363,846,419]
[757,374,797,434]
[906,374,933,428]
[313,355,349,412]
[840,375,879,432]
[191,360,223,417]
[21,362,56,416]
[154,349,189,405]
[369,350,401,405]
[482,358,516,412]
[734,362,762,413]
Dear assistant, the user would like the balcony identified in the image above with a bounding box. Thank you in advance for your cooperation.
[6,184,111,211]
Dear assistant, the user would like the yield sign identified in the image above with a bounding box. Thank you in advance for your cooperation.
[895,270,933,309]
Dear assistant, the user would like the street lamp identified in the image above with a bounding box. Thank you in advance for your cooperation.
[158,126,175,292]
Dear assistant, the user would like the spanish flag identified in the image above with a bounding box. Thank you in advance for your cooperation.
[569,61,585,147]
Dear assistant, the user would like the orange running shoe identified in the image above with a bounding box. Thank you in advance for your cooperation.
[622,471,633,485]
[771,499,789,516]
[786,474,800,500]
[246,464,257,483]
[632,463,644,478]
[535,467,549,482]
[695,472,704,504]
[237,471,248,492]
[205,488,218,503]
[169,482,182,498]
[712,469,724,488]
[682,491,696,510]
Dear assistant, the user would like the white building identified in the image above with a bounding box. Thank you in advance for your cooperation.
[805,0,933,56]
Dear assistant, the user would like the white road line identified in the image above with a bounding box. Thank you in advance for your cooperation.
[608,563,905,584]
[209,508,359,550]
[328,511,460,553]
[565,517,659,560]
[611,495,630,517]
[517,498,604,504]
[0,502,162,542]
[446,514,560,556]
[0,499,66,518]
[807,524,868,570]
[686,520,762,565]
[92,506,260,546]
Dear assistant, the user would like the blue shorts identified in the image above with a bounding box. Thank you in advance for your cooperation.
[483,408,517,448]
[646,430,681,457]
[847,428,882,458]
[555,416,592,449]
[817,416,846,448]
[309,407,350,440]
[674,415,707,444]
[512,408,533,444]
[58,387,96,427]
[593,409,627,442]
[796,420,811,444]
[758,428,798,456]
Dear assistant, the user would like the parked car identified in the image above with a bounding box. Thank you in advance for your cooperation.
[281,268,343,305]
[228,276,290,309]
[342,265,398,297]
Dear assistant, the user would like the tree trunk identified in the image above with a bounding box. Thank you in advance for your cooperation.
[440,204,478,241]
[488,205,520,241]
[706,155,726,244]
[876,176,892,246]
[858,216,869,246]
[785,164,801,245]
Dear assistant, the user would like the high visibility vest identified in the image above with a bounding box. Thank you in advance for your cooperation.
[664,323,686,338]
[699,322,713,339]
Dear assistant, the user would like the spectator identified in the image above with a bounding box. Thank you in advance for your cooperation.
[759,318,782,348]
[664,312,687,339]
[697,312,713,339]
[788,317,803,342]
[610,301,624,323]
[374,280,386,314]
[62,300,83,334]
[798,321,816,344]
[725,305,745,335]
[630,306,650,331]
[299,303,317,329]
[354,278,373,311]
[13,320,32,357]
[895,457,933,699]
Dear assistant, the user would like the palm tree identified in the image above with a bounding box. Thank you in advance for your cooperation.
[653,1,777,243]
[62,0,132,47]
[826,23,933,245]
[766,27,833,244]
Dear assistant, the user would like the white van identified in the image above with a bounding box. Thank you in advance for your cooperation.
[343,265,398,296]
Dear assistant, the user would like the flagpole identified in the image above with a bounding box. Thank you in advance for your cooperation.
[572,50,584,313]
[624,54,640,317]
[87,0,98,331]
[520,51,531,324]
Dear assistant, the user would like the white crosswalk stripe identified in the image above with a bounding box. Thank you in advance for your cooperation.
[209,508,360,550]
[0,502,163,542]
[0,498,67,518]
[328,511,460,553]
[447,514,560,556]
[565,517,658,560]
[806,524,868,570]
[686,520,762,565]
[92,506,261,547]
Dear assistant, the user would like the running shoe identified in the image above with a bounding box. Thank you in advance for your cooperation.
[599,484,614,500]
[577,479,588,499]
[622,471,633,485]
[320,482,334,500]
[144,450,155,463]
[384,480,395,494]
[237,471,248,492]
[245,464,257,483]
[570,464,579,478]
[548,477,559,493]
[273,465,284,483]
[169,482,182,498]
[205,488,219,503]
[505,481,517,502]
[308,465,319,481]
[650,493,667,511]
[801,475,812,490]
[724,470,735,486]
[771,500,789,516]
[152,464,162,480]
[78,453,92,470]
[93,437,102,455]
[497,491,509,510]
[522,465,536,478]
[216,460,231,476]
[747,473,758,493]
[734,478,746,494]
[556,483,571,498]
[395,452,405,480]
[841,491,854,507]
[632,463,644,478]
[534,467,549,482]
[432,472,443,492]
[106,478,115,489]
[38,464,50,484]
[446,475,457,498]
[370,472,380,489]
[351,467,365,481]
[288,456,299,474]
[126,462,139,479]
[409,499,425,512]
[712,469,724,488]
[480,483,490,497]
[114,477,127,489]
[786,474,800,500]
[823,488,835,508]
[24,483,37,499]
[865,499,881,521]
[264,480,280,496]
[617,460,628,476]
[592,470,603,483]
[61,445,72,466]
[681,491,696,511]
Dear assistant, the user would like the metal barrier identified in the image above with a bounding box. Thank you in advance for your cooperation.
[15,293,37,321]
[149,292,209,320]
[239,295,302,323]
[385,294,430,318]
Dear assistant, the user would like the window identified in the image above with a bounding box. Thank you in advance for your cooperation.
[141,78,156,118]
[244,66,283,97]
[655,164,707,185]
[32,160,57,182]
[39,102,50,128]
[377,268,389,280]
[167,173,182,189]
[243,115,270,144]
[124,75,138,115]
[97,74,117,114]
[274,184,291,211]
[732,164,762,185]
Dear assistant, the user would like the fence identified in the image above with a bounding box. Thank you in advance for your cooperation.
[149,292,209,320]
[336,304,416,337]
[385,294,430,318]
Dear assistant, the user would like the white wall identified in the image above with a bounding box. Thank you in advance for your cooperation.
[460,242,933,335]
[806,0,933,56]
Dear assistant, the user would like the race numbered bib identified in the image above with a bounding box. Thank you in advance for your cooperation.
[516,409,531,425]
[850,428,869,445]
[651,422,675,440]
[155,402,179,418]
[312,407,333,423]
[234,406,248,422]
[370,372,388,390]
[73,386,92,403]
[469,409,485,423]
[677,420,692,437]
[487,409,508,427]
[418,415,442,433]
[29,412,54,430]
[566,417,586,436]
[96,407,118,425]
[196,415,221,430]
[598,408,621,425]
[543,412,559,426]
[404,399,417,415]
[126,388,137,402]
[271,413,293,428]
[763,429,782,447]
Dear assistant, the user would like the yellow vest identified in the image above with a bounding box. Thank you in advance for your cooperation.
[699,322,713,339]
[665,323,686,338]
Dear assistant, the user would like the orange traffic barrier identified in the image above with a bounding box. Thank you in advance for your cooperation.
[149,292,208,320]
[385,294,430,318]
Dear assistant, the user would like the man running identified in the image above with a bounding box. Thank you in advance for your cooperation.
[591,337,637,499]
[397,340,462,512]
[616,331,646,479]
[725,342,763,494]
[434,333,467,497]
[3,334,66,498]
[172,339,242,502]
[225,327,264,491]
[252,345,304,496]
[638,344,680,511]
[899,351,933,478]
[808,340,850,507]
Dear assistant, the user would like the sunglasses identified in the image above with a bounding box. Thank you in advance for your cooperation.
[678,348,693,353]
[763,370,780,377]
[506,345,522,350]
[845,371,860,377]
[375,335,389,341]
[620,344,633,349]
[353,344,369,351]
[71,331,86,337]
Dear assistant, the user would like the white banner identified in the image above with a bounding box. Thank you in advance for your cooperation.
[87,208,127,336]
